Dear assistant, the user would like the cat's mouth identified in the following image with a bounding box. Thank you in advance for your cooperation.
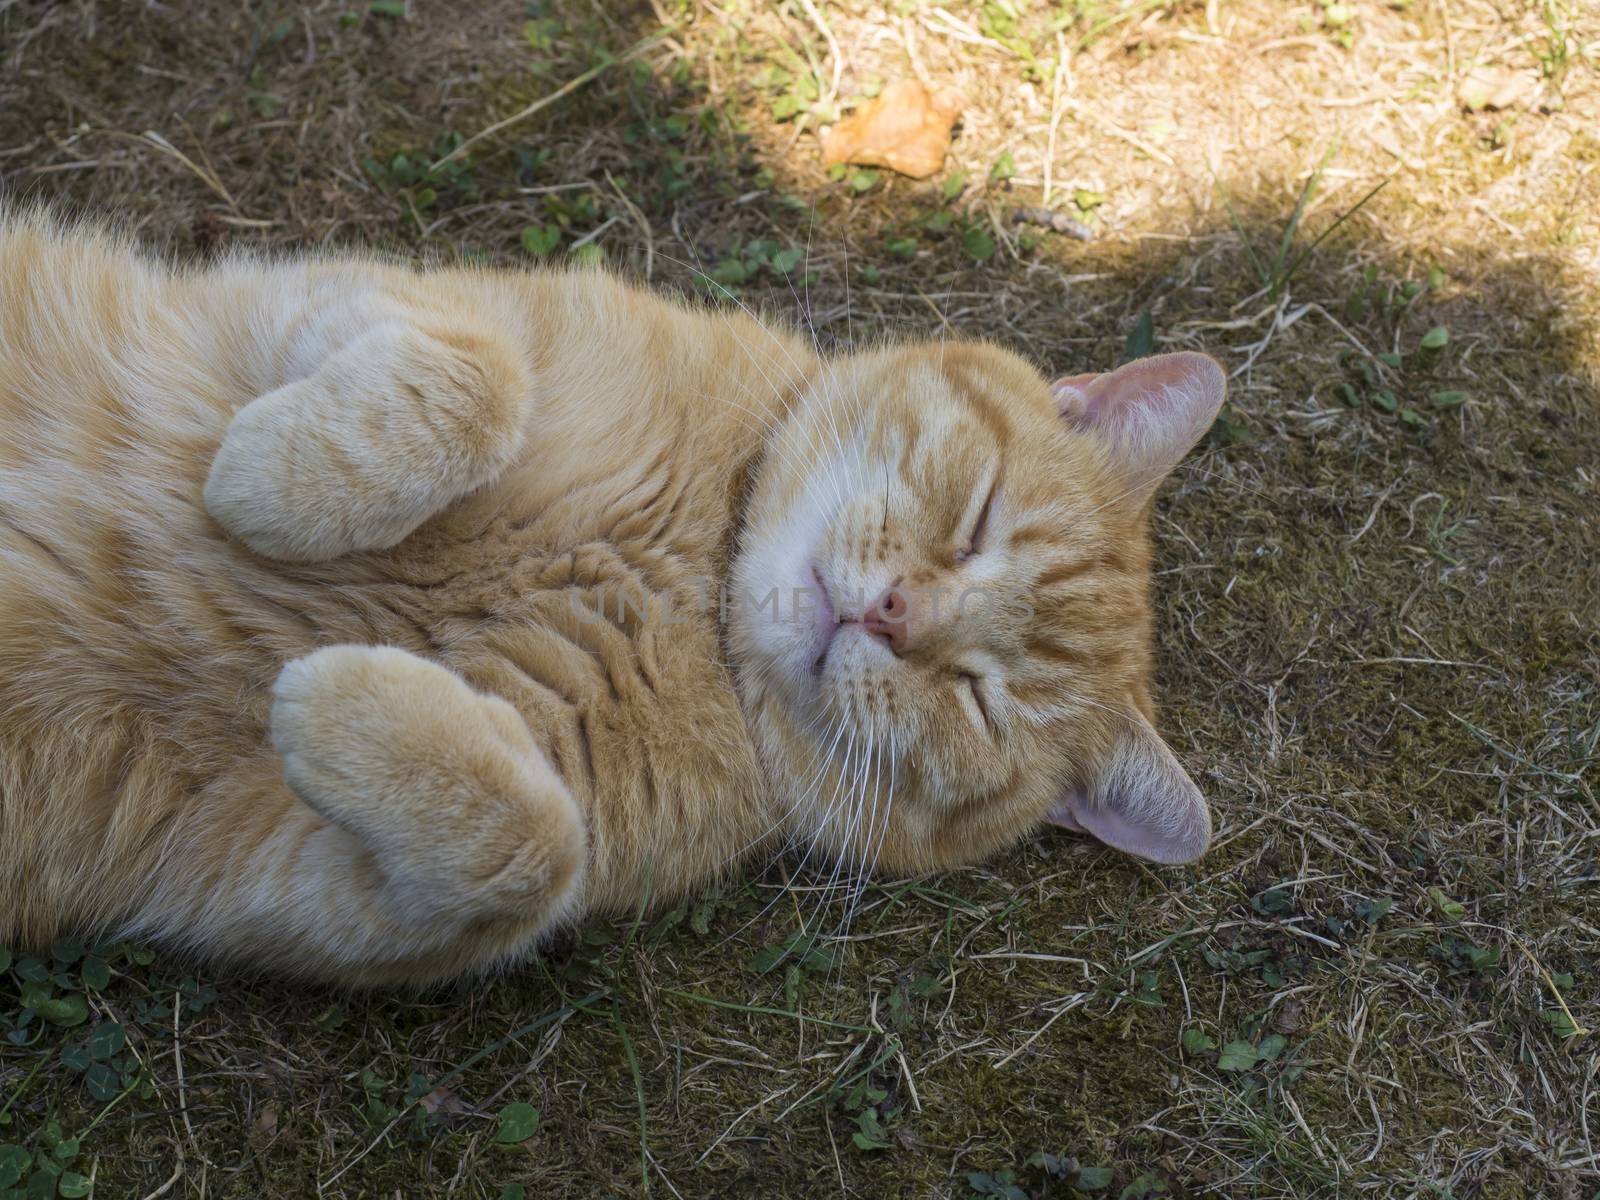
[808,565,840,676]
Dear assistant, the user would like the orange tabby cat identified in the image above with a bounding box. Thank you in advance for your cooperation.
[0,212,1221,986]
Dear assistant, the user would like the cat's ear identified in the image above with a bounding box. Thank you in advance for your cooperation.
[1051,352,1225,490]
[1046,713,1211,864]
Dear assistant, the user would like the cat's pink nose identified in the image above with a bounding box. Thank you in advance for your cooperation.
[862,586,911,655]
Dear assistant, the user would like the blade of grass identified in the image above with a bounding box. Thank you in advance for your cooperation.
[610,994,651,1196]
[1277,179,1389,294]
[1078,0,1171,50]
[1271,138,1340,296]
[622,862,654,956]
[664,988,874,1032]
[1210,167,1267,286]
[434,23,678,170]
[801,1035,904,1112]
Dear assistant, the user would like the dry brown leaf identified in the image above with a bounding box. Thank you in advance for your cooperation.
[1457,65,1536,111]
[821,80,967,179]
[419,1085,468,1117]
[1270,998,1304,1036]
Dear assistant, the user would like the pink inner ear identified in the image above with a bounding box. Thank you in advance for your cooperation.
[1053,788,1205,864]
[1049,376,1113,432]
[1044,795,1087,832]
[1050,372,1101,413]
[1049,353,1226,487]
[1042,715,1212,865]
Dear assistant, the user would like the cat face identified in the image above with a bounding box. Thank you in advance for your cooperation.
[730,343,1223,877]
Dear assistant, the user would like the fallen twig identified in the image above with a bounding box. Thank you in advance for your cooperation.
[1011,206,1094,241]
[434,26,676,171]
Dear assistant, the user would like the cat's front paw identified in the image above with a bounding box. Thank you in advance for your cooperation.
[270,645,586,914]
[204,382,437,563]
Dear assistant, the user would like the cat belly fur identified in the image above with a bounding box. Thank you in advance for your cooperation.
[0,217,808,980]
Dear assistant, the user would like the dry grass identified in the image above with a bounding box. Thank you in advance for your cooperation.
[2,0,1599,1196]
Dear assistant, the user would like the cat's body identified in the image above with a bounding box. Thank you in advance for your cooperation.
[0,214,1221,985]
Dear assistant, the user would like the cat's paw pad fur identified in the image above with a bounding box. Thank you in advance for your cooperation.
[205,323,532,564]
[270,645,585,914]
[204,383,439,563]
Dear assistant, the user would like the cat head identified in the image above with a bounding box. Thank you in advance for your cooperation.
[729,343,1223,876]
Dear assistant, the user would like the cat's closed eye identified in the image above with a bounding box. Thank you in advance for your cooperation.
[957,671,993,733]
[955,479,998,562]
